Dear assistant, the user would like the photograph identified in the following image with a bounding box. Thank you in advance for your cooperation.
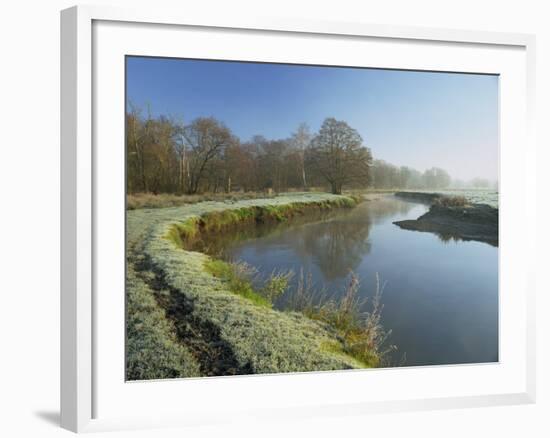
[125,56,499,381]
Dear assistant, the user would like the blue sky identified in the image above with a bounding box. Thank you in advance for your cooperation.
[126,56,498,181]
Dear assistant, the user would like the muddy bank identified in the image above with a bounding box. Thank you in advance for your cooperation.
[170,196,359,253]
[394,203,498,246]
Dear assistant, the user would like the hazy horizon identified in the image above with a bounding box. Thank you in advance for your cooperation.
[126,56,499,183]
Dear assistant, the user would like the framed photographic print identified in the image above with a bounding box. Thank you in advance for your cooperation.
[60,5,536,433]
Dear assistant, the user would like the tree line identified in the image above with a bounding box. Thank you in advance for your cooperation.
[126,104,456,195]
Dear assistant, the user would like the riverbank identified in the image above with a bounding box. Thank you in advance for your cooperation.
[394,189,499,208]
[394,191,442,204]
[127,193,376,380]
[393,192,498,246]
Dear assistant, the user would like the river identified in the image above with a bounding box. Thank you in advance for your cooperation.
[216,194,498,367]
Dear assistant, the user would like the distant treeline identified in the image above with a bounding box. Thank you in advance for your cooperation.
[126,104,484,195]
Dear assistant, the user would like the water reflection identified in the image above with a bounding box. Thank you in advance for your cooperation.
[208,196,417,280]
[286,217,372,279]
[222,195,498,367]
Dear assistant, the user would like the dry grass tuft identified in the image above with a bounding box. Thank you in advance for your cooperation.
[434,195,469,207]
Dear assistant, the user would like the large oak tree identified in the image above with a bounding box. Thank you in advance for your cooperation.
[306,118,372,194]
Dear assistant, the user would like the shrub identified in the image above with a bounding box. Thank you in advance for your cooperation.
[434,195,468,207]
[260,270,294,302]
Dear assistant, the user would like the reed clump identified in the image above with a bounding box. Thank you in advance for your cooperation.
[204,259,294,308]
[286,270,395,367]
[210,261,395,367]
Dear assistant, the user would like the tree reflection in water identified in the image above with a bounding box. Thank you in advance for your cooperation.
[218,195,498,367]
[290,215,372,280]
[207,196,417,281]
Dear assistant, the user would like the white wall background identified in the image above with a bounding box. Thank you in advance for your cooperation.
[0,0,547,437]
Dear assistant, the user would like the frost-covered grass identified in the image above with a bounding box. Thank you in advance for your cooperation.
[127,191,278,210]
[126,263,201,380]
[428,189,498,208]
[204,259,272,308]
[127,193,371,379]
[166,195,358,248]
[395,189,498,208]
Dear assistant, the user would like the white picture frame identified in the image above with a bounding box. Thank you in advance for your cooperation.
[60,4,537,433]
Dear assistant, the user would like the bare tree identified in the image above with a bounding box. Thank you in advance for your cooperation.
[422,167,451,189]
[183,117,234,194]
[147,115,178,194]
[260,140,290,193]
[290,123,311,189]
[125,105,452,196]
[126,103,152,192]
[306,118,372,194]
[171,116,190,194]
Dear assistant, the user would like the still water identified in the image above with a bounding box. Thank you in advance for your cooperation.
[220,195,498,367]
